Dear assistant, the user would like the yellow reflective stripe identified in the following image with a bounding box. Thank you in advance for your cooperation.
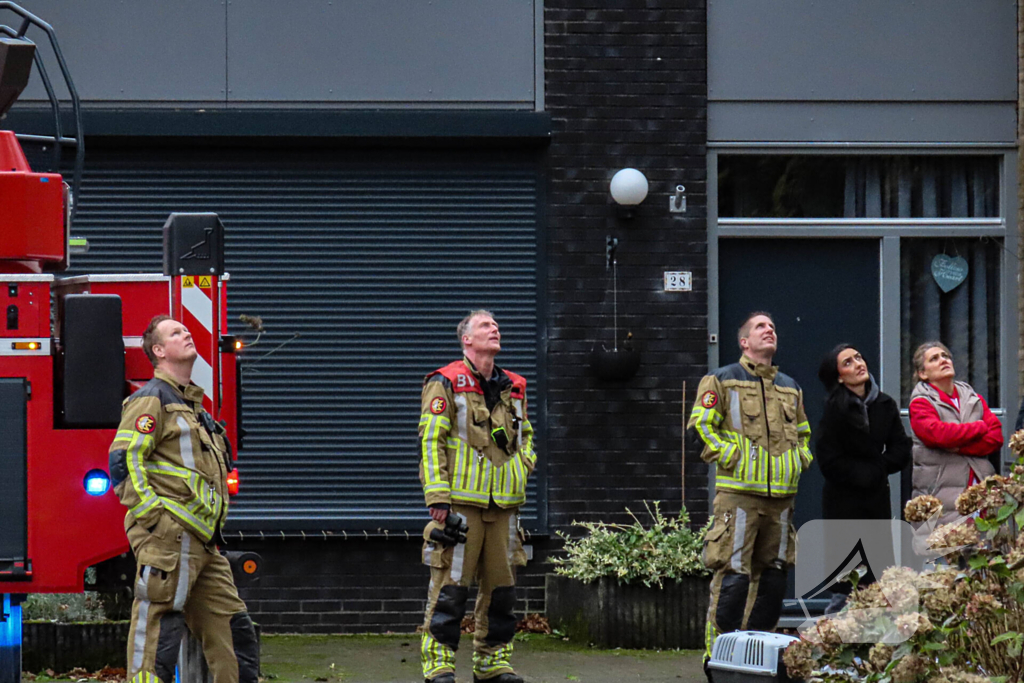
[692,406,730,449]
[474,641,513,673]
[718,440,740,470]
[520,419,536,466]
[448,439,469,493]
[693,406,744,469]
[130,495,160,519]
[714,479,767,493]
[420,414,449,487]
[125,431,158,505]
[466,448,478,492]
[144,464,190,478]
[492,494,526,504]
[452,490,490,503]
[163,499,215,540]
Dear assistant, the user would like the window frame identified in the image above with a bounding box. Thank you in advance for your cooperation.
[707,144,1018,439]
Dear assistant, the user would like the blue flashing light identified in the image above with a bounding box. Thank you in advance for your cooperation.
[84,469,111,496]
[0,595,22,647]
[39,177,48,182]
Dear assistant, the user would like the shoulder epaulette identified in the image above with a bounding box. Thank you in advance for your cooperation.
[503,369,527,400]
[774,372,801,391]
[712,362,751,382]
[127,377,185,406]
[428,361,483,394]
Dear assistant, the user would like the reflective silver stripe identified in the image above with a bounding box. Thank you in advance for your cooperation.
[451,542,466,583]
[423,546,432,566]
[507,513,518,565]
[131,567,152,674]
[176,416,196,470]
[729,389,741,431]
[512,398,523,420]
[454,394,469,442]
[777,508,791,562]
[173,533,191,611]
[730,508,747,572]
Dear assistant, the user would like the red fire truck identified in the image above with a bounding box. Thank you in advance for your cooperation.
[0,4,246,678]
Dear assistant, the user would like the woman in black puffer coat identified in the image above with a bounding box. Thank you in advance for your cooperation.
[817,344,912,521]
[816,344,912,611]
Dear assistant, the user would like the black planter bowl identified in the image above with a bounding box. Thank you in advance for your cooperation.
[590,346,641,381]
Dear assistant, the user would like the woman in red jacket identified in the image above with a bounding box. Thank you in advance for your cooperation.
[909,342,1001,524]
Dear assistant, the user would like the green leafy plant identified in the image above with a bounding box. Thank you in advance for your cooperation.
[22,592,106,623]
[783,431,1024,683]
[552,501,710,587]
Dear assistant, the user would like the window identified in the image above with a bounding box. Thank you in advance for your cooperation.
[719,156,999,219]
[900,238,1001,406]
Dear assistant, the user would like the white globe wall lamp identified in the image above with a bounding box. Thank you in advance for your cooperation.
[609,168,648,219]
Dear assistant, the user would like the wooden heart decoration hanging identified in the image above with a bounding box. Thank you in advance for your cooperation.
[931,254,969,293]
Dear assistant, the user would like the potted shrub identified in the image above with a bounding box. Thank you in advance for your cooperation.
[546,502,711,649]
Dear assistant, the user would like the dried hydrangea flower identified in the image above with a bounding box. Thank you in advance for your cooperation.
[894,612,933,637]
[935,671,997,683]
[955,484,986,516]
[965,592,1002,617]
[927,520,979,550]
[891,653,928,683]
[905,495,943,522]
[1009,430,1024,457]
[781,639,815,681]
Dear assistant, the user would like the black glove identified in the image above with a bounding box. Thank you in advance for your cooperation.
[430,512,469,547]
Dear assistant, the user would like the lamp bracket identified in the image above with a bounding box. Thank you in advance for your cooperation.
[669,185,687,214]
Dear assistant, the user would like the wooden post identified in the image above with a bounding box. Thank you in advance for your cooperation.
[681,381,686,507]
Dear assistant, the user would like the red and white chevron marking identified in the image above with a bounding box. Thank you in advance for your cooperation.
[180,279,215,411]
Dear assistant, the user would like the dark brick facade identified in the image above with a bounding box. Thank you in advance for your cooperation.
[232,539,548,634]
[544,0,709,531]
[235,0,709,634]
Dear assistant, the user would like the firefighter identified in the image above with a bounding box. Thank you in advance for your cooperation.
[687,312,813,675]
[108,315,258,683]
[418,310,536,683]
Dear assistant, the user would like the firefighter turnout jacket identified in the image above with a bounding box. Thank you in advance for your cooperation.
[109,369,232,543]
[688,356,813,497]
[419,357,536,508]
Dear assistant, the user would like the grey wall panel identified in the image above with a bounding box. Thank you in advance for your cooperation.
[708,102,1017,144]
[12,1,226,102]
[227,0,535,105]
[708,0,1016,102]
[65,143,542,533]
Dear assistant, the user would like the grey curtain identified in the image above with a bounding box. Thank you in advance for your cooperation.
[842,157,997,219]
[845,158,1002,405]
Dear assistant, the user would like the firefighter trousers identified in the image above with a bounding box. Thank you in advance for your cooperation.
[421,504,526,681]
[702,491,797,659]
[126,516,259,683]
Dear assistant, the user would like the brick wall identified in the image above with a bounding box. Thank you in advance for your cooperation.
[544,0,709,529]
[232,538,549,634]
[235,0,709,634]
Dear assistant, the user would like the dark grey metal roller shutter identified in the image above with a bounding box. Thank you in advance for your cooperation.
[66,143,544,533]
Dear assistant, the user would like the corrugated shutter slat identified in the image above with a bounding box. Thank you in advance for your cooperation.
[65,146,540,532]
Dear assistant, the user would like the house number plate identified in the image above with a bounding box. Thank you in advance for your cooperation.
[663,271,692,292]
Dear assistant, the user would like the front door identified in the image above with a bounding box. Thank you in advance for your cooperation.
[718,238,881,603]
